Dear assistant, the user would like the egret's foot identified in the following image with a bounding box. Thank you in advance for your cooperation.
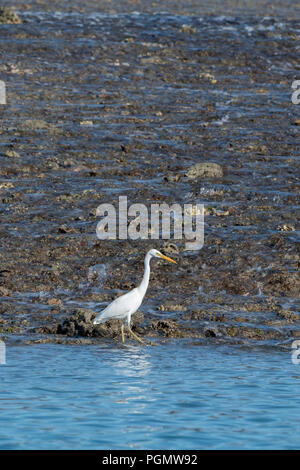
[128,328,156,346]
[128,328,148,345]
[145,340,156,346]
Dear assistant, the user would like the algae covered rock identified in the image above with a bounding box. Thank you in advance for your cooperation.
[186,162,223,179]
[20,119,50,130]
[56,308,144,339]
[0,7,22,24]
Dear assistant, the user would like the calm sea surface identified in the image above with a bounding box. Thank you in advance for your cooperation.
[0,342,299,449]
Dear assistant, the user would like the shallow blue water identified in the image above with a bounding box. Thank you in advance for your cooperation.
[0,342,299,449]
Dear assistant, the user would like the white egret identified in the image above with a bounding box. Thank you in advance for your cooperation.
[93,249,177,344]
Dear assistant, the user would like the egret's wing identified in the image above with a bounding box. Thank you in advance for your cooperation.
[93,289,138,324]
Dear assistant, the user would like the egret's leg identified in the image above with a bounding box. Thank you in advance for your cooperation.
[121,324,125,343]
[128,326,146,345]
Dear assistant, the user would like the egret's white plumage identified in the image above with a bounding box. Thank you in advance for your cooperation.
[93,249,176,344]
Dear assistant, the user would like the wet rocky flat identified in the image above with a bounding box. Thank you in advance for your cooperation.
[0,1,299,348]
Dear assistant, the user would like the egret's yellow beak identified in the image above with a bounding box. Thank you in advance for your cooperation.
[158,253,177,264]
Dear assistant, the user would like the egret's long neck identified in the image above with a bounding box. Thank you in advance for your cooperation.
[138,253,151,298]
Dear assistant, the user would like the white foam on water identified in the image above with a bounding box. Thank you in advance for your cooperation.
[88,263,107,286]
